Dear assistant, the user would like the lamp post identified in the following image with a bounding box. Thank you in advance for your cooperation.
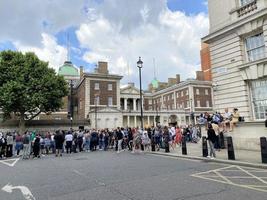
[70,117,73,129]
[137,57,144,130]
[94,94,99,130]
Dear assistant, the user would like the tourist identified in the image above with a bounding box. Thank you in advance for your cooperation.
[141,129,150,151]
[163,126,170,153]
[116,127,123,153]
[33,135,41,158]
[77,130,84,152]
[174,126,182,147]
[223,108,232,132]
[65,131,73,154]
[15,133,23,156]
[6,133,14,158]
[44,134,51,155]
[54,130,64,157]
[230,108,240,132]
[22,132,31,159]
[84,131,90,152]
[207,123,217,159]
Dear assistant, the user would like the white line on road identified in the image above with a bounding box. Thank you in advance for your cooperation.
[0,158,20,167]
[2,183,36,200]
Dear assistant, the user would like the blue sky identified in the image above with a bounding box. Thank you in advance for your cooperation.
[0,0,209,87]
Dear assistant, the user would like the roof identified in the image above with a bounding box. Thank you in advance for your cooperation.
[58,61,79,77]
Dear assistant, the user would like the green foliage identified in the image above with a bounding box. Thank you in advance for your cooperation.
[0,50,69,120]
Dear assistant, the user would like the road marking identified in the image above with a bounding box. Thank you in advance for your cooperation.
[0,158,20,167]
[73,170,83,176]
[191,165,267,193]
[2,183,35,200]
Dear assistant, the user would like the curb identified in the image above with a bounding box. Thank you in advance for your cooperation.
[146,152,267,169]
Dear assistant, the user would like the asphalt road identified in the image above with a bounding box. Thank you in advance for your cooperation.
[0,151,266,200]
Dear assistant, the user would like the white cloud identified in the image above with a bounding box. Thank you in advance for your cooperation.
[76,0,209,86]
[14,33,67,71]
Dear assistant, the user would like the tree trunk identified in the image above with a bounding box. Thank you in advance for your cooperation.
[19,114,26,134]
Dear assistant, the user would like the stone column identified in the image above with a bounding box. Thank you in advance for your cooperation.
[127,115,130,127]
[173,91,177,109]
[147,116,150,127]
[124,98,128,111]
[133,98,137,111]
[134,116,137,128]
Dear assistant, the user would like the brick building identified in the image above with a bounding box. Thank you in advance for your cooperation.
[68,61,212,129]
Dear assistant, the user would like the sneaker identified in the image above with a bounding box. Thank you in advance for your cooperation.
[210,157,215,160]
[207,156,211,158]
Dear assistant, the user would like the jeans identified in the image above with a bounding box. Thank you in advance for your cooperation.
[66,141,72,154]
[117,139,123,152]
[22,144,30,159]
[208,140,216,157]
[84,140,90,151]
[99,140,104,150]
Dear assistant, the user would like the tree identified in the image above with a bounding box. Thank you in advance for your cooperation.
[0,50,69,133]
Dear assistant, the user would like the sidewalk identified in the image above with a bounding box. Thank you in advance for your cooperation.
[147,141,266,169]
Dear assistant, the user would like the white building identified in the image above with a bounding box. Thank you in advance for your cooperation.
[203,0,267,121]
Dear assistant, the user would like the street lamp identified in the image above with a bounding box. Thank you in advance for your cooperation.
[137,57,144,130]
[70,117,73,129]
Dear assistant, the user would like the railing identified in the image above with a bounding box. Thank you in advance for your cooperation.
[237,0,257,17]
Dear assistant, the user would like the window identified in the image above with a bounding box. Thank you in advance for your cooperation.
[197,100,201,107]
[186,101,189,108]
[167,96,170,101]
[163,96,166,101]
[148,99,152,104]
[95,96,100,105]
[94,83,99,90]
[176,92,179,98]
[240,0,254,6]
[108,83,112,91]
[171,94,174,99]
[251,78,267,120]
[181,102,184,108]
[181,91,184,97]
[205,89,209,95]
[196,89,200,95]
[186,90,189,95]
[206,100,210,107]
[245,33,265,62]
[108,97,113,106]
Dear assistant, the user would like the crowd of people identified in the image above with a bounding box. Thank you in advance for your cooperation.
[0,125,202,160]
[0,108,240,160]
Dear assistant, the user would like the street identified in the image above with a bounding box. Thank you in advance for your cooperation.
[0,151,267,200]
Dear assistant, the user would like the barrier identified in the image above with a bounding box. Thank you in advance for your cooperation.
[219,132,225,149]
[227,136,235,160]
[202,136,208,157]
[260,137,267,164]
[182,136,187,155]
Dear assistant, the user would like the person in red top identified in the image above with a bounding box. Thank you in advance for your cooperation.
[174,126,182,147]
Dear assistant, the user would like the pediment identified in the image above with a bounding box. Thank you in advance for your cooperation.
[120,86,140,94]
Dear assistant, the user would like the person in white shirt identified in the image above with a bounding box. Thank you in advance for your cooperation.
[223,108,232,132]
[65,132,73,154]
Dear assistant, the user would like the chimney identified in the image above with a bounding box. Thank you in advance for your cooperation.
[98,61,108,74]
[176,74,180,83]
[196,71,205,81]
[168,78,176,86]
[79,66,84,79]
[128,82,135,87]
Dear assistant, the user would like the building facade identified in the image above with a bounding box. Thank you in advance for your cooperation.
[203,0,267,121]
[71,62,213,129]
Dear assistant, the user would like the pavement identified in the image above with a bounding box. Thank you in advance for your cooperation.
[1,151,267,200]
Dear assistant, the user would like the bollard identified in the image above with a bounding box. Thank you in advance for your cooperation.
[182,136,187,155]
[202,136,208,157]
[151,136,155,152]
[260,137,267,164]
[219,132,225,149]
[265,119,267,128]
[227,136,235,160]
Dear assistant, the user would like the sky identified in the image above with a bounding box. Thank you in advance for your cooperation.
[0,0,209,88]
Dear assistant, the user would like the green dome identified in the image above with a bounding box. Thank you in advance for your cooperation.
[58,61,79,76]
[151,78,159,88]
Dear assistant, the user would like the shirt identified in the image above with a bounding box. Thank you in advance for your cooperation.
[65,134,73,142]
